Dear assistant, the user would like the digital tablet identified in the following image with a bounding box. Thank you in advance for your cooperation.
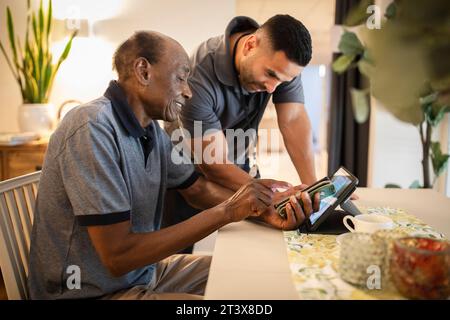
[274,176,335,219]
[304,166,359,231]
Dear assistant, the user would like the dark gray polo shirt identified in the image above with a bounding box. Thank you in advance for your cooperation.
[28,81,198,299]
[178,16,304,164]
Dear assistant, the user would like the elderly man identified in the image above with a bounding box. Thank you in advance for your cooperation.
[27,31,312,299]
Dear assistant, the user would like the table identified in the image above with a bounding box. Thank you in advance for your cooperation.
[204,188,450,299]
[0,139,48,180]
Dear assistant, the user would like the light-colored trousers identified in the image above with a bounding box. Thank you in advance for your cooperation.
[103,254,211,300]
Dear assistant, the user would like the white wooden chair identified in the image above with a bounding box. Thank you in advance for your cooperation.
[0,171,40,300]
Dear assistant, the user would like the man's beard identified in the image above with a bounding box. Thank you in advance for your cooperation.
[240,64,264,92]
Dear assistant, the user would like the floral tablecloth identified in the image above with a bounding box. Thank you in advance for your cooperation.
[283,207,446,300]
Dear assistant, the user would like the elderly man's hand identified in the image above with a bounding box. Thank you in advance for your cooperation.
[222,179,291,223]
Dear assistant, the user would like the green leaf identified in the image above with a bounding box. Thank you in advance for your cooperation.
[38,0,44,37]
[420,92,438,106]
[357,60,371,77]
[332,54,356,74]
[409,180,422,189]
[32,14,39,45]
[431,105,450,127]
[43,62,53,102]
[6,7,19,66]
[39,52,48,101]
[25,6,30,45]
[37,44,43,92]
[46,0,52,41]
[385,183,401,188]
[350,88,370,123]
[25,39,37,83]
[24,72,39,103]
[16,36,24,63]
[431,142,450,177]
[61,31,75,61]
[385,2,397,19]
[344,0,374,26]
[362,48,374,64]
[23,80,32,103]
[422,92,450,126]
[338,31,365,56]
[0,40,18,79]
[422,101,432,120]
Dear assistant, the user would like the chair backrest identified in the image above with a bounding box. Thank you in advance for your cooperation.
[0,171,40,300]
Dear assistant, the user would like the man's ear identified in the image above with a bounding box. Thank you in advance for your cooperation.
[134,57,152,85]
[242,34,258,56]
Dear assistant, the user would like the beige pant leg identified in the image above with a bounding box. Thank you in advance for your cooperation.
[105,254,211,300]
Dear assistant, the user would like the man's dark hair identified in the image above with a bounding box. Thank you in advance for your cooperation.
[260,14,312,66]
[113,31,165,80]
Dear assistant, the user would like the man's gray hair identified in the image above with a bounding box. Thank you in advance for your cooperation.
[113,31,166,80]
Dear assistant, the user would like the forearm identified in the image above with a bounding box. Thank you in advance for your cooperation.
[92,205,229,277]
[280,122,316,185]
[189,132,252,191]
[198,163,252,191]
[180,176,235,209]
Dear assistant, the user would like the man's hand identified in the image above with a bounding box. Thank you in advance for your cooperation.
[257,184,320,230]
[222,179,291,223]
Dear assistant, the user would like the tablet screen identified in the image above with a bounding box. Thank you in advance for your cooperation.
[309,168,355,225]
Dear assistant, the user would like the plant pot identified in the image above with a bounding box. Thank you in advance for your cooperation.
[18,103,56,136]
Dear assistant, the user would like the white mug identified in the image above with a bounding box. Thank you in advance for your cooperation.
[343,214,394,233]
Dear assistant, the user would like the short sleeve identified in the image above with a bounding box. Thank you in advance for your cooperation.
[160,130,199,190]
[272,74,305,104]
[180,67,222,137]
[59,121,131,226]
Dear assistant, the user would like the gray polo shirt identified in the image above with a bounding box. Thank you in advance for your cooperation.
[28,81,197,299]
[178,16,304,164]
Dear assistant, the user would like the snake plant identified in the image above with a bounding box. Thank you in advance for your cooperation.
[0,0,77,103]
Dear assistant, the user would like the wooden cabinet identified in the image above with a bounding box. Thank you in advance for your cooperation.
[0,139,48,180]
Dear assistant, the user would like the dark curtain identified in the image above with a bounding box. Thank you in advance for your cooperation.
[327,0,370,186]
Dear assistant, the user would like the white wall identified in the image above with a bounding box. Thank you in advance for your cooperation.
[0,0,27,132]
[301,65,331,152]
[368,101,448,193]
[0,0,235,132]
[368,102,423,188]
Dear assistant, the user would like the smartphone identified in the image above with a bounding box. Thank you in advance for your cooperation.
[275,178,336,218]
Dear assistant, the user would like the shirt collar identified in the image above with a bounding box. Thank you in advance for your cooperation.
[104,80,152,138]
[214,16,259,88]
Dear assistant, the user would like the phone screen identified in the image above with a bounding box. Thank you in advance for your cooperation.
[309,168,355,225]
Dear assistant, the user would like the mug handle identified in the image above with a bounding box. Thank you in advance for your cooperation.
[343,215,356,232]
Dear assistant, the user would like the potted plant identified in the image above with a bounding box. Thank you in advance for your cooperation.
[332,0,450,189]
[0,0,76,135]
